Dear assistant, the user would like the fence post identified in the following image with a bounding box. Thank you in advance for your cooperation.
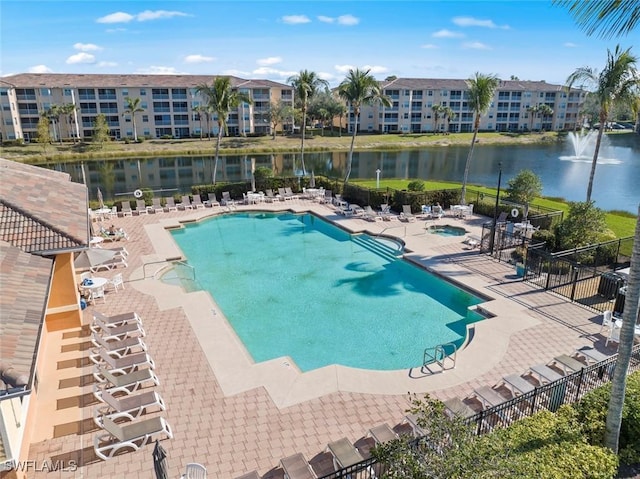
[570,264,580,301]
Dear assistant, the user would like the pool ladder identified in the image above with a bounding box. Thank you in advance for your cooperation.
[422,342,457,372]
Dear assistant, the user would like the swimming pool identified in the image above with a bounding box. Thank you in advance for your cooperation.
[171,212,484,372]
[427,224,468,237]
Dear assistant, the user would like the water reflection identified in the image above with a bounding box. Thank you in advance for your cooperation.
[44,134,639,212]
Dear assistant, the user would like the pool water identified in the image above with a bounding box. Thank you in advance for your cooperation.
[171,212,484,371]
[428,225,467,237]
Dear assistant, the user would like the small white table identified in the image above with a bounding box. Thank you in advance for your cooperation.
[79,276,108,291]
[94,208,112,221]
[247,192,264,204]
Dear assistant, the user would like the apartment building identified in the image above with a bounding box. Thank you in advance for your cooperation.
[0,73,294,142]
[356,78,586,134]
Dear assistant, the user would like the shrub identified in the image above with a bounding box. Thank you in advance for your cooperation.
[136,137,145,143]
[407,180,425,192]
[532,228,556,250]
[574,371,640,465]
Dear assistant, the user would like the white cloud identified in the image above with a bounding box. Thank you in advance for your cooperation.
[337,14,359,26]
[432,29,464,38]
[184,54,215,64]
[257,56,282,66]
[421,44,438,49]
[564,42,578,48]
[74,43,102,51]
[282,15,311,24]
[28,64,53,73]
[317,16,334,23]
[334,64,355,73]
[362,65,389,74]
[453,16,510,29]
[462,41,491,50]
[223,68,251,77]
[318,71,337,82]
[97,61,118,67]
[97,12,134,24]
[136,66,185,75]
[137,10,189,22]
[66,52,96,64]
[97,10,188,24]
[252,67,296,78]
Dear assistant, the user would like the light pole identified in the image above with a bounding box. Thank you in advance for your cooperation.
[489,162,503,254]
[376,169,381,189]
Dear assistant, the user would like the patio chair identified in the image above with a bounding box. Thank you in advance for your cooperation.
[280,453,316,479]
[284,187,300,200]
[120,202,133,217]
[472,385,507,409]
[399,205,416,222]
[91,331,147,358]
[606,325,621,347]
[327,437,364,468]
[264,189,278,203]
[92,366,159,398]
[380,204,393,221]
[91,347,155,375]
[134,199,148,215]
[93,415,172,461]
[89,286,106,304]
[431,204,444,219]
[319,190,332,204]
[93,389,166,427]
[109,246,129,259]
[191,194,206,209]
[349,204,365,217]
[402,413,426,436]
[574,346,610,365]
[221,191,236,206]
[183,463,207,479]
[368,423,399,444]
[442,398,477,419]
[90,316,145,342]
[93,311,142,328]
[164,197,178,212]
[363,205,382,222]
[529,364,564,385]
[203,193,220,207]
[598,310,614,334]
[496,211,508,225]
[149,197,164,214]
[501,374,535,397]
[180,195,194,210]
[90,256,128,273]
[278,187,293,201]
[551,354,587,375]
[110,273,125,292]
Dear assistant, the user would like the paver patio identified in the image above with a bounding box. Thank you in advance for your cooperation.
[26,200,614,478]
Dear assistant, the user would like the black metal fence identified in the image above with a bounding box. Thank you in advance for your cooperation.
[316,344,640,479]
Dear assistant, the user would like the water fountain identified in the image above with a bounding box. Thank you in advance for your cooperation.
[560,130,621,164]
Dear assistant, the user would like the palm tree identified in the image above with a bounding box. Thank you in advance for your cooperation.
[441,106,456,134]
[335,102,347,137]
[287,70,329,174]
[43,104,62,143]
[58,103,78,142]
[605,204,640,452]
[553,0,640,39]
[123,97,144,142]
[431,104,444,133]
[192,105,205,140]
[527,104,539,132]
[196,77,252,184]
[460,72,500,205]
[537,104,554,132]
[566,45,639,202]
[267,100,293,140]
[337,68,392,185]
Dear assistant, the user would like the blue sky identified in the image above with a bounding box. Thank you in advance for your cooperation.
[2,1,637,86]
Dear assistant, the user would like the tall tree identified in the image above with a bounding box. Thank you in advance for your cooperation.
[553,0,640,39]
[460,72,500,205]
[123,97,144,142]
[431,104,444,133]
[267,100,293,139]
[566,45,639,202]
[36,116,51,152]
[605,203,640,452]
[287,70,329,174]
[43,104,62,144]
[92,113,110,149]
[337,68,392,185]
[193,105,205,140]
[537,104,554,131]
[441,106,456,134]
[527,104,540,131]
[196,77,252,184]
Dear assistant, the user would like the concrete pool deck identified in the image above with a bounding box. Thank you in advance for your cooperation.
[27,199,612,478]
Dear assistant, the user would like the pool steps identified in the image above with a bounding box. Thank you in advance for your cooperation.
[351,234,403,262]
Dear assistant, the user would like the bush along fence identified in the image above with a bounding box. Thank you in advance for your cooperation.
[313,344,640,479]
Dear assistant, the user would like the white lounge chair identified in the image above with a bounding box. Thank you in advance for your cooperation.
[183,463,208,479]
[91,347,155,375]
[164,197,178,212]
[529,364,564,385]
[90,256,128,273]
[180,195,194,210]
[472,385,507,409]
[327,437,364,468]
[221,191,236,206]
[574,346,610,365]
[93,415,172,460]
[399,205,416,222]
[121,202,133,217]
[264,189,279,203]
[203,193,220,207]
[284,187,299,200]
[380,204,393,221]
[551,354,587,375]
[280,453,316,479]
[442,398,476,419]
[91,317,145,342]
[93,389,166,427]
[363,205,382,221]
[135,199,148,215]
[278,187,293,201]
[368,423,399,444]
[93,311,142,328]
[191,195,206,209]
[349,204,365,217]
[92,367,159,398]
[149,197,164,214]
[91,331,146,357]
[501,374,535,397]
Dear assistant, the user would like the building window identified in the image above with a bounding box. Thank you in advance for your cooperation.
[140,88,146,96]
[63,88,72,96]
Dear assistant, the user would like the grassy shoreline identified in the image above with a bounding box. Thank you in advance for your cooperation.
[1,130,564,163]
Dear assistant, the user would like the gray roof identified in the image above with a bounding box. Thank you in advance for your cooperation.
[382,77,571,92]
[1,73,291,90]
[0,159,89,254]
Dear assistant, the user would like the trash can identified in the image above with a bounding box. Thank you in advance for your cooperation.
[598,272,624,300]
[614,286,627,316]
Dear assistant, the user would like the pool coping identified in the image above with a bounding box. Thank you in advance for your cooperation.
[130,204,542,408]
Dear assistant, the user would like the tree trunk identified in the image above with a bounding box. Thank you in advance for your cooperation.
[586,113,607,202]
[300,106,307,174]
[343,108,359,185]
[605,205,640,452]
[213,122,223,184]
[132,117,138,142]
[461,115,480,205]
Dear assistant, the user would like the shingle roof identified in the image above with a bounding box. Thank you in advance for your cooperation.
[0,241,52,383]
[0,159,89,253]
[381,77,569,92]
[1,73,291,89]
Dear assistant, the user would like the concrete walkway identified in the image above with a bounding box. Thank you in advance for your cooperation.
[27,200,612,478]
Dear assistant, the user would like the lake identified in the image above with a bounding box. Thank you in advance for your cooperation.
[46,133,639,213]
